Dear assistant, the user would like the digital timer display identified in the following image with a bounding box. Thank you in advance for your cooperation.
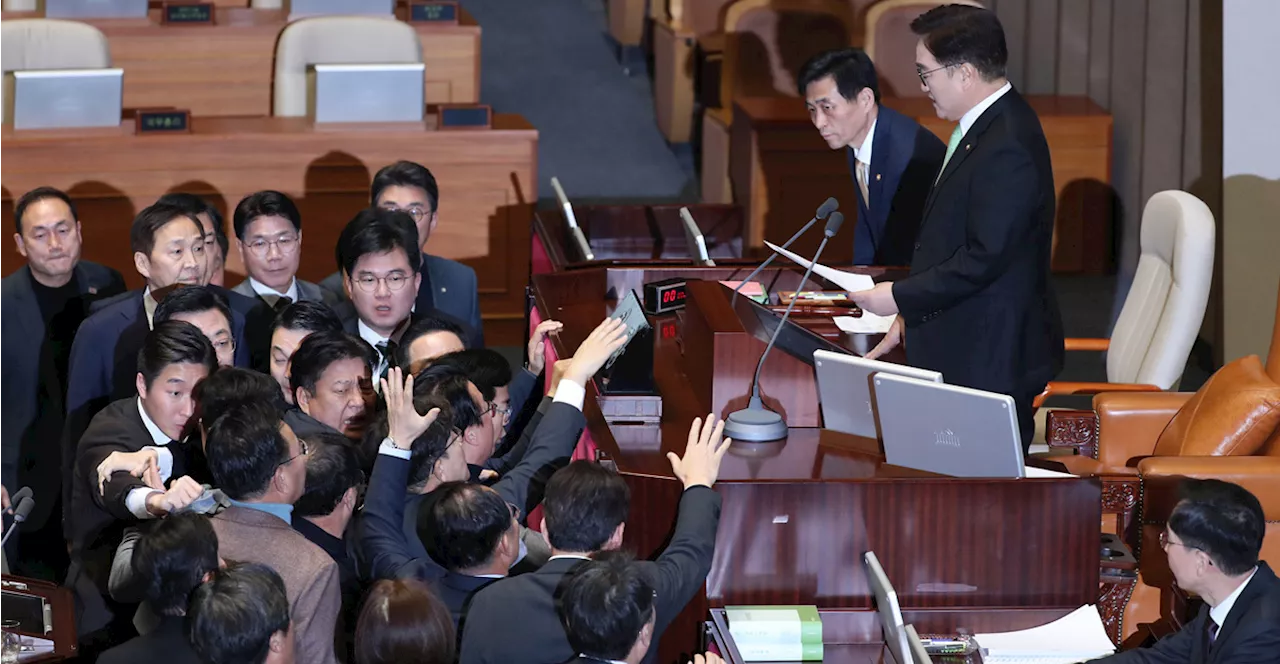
[643,278,689,315]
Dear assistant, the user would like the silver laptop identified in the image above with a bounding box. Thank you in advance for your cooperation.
[312,64,424,123]
[45,0,146,19]
[813,350,942,439]
[865,551,912,664]
[873,373,1027,478]
[679,207,715,267]
[288,0,394,19]
[904,625,931,664]
[7,69,123,131]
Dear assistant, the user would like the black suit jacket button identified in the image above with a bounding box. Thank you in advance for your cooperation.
[914,242,921,250]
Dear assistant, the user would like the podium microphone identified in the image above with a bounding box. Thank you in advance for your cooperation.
[732,197,838,303]
[723,211,845,442]
[0,498,33,550]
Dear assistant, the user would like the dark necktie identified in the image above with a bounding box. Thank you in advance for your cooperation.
[1207,617,1219,647]
[272,295,293,315]
[375,340,398,382]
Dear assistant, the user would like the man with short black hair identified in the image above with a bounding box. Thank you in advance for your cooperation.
[268,301,344,403]
[157,192,227,288]
[230,191,333,310]
[459,413,730,664]
[419,480,519,625]
[557,553,657,664]
[153,285,237,367]
[320,161,483,342]
[97,513,217,664]
[292,433,363,592]
[188,562,295,664]
[206,401,340,664]
[396,314,468,374]
[798,47,944,265]
[1094,479,1279,662]
[2,185,125,578]
[286,330,375,440]
[67,321,217,644]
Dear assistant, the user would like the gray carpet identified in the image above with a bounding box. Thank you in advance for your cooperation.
[460,0,694,203]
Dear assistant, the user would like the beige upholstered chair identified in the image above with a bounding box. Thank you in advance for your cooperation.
[863,0,984,98]
[250,0,283,7]
[272,16,422,117]
[2,0,39,11]
[1033,191,1216,446]
[1,19,112,123]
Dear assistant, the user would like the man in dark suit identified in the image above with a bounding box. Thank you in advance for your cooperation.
[63,203,259,512]
[799,48,945,265]
[67,321,215,646]
[850,5,1063,452]
[268,301,344,404]
[97,513,216,664]
[286,330,375,441]
[458,412,729,664]
[157,193,228,288]
[230,190,335,309]
[320,161,484,345]
[1095,479,1280,662]
[2,186,126,578]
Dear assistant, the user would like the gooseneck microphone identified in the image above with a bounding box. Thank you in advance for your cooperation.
[731,197,838,302]
[723,211,846,442]
[2,488,35,547]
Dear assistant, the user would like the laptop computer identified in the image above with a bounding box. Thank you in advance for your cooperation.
[678,207,715,267]
[813,350,942,439]
[7,69,123,130]
[872,373,1029,478]
[44,0,146,19]
[864,551,912,664]
[312,64,424,123]
[288,0,394,19]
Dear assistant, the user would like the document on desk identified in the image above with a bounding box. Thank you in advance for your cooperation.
[833,313,895,334]
[974,604,1115,663]
[765,241,875,293]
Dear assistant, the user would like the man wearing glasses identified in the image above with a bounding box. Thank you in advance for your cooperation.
[1093,479,1278,662]
[848,4,1063,454]
[320,161,484,347]
[231,191,337,312]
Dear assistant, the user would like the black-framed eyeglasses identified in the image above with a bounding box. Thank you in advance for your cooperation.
[245,234,300,257]
[279,439,310,468]
[481,401,499,419]
[917,64,954,87]
[352,273,411,292]
[1159,530,1203,554]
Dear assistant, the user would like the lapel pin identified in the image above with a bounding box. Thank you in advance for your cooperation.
[965,144,972,151]
[440,287,447,293]
[875,173,882,181]
[89,287,99,294]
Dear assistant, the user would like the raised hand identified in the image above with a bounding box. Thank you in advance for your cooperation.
[527,319,564,376]
[865,315,905,360]
[382,366,441,450]
[564,317,629,385]
[667,414,732,490]
[97,449,161,495]
[145,475,203,516]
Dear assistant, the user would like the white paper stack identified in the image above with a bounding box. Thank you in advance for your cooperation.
[974,605,1116,663]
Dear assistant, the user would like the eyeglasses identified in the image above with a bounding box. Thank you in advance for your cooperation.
[917,64,954,87]
[381,204,430,223]
[495,403,513,423]
[1159,531,1203,554]
[245,234,300,257]
[279,439,310,468]
[352,273,411,292]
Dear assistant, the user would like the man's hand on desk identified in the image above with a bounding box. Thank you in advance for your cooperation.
[865,315,905,360]
[563,317,629,385]
[848,281,899,316]
[667,414,731,490]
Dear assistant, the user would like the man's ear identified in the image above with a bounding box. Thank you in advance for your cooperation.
[342,271,353,299]
[135,373,148,400]
[134,252,152,281]
[295,387,311,414]
[858,87,875,108]
[427,212,439,236]
[342,486,358,509]
[605,522,626,550]
[413,271,423,295]
[268,628,288,653]
[14,233,27,258]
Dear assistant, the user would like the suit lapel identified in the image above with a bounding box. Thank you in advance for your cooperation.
[921,90,1016,221]
[9,267,45,346]
[1208,563,1276,662]
[867,113,890,226]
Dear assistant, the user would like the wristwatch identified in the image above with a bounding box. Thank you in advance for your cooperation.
[382,435,411,451]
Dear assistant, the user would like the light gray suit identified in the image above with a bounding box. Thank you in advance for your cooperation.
[230,277,336,307]
[211,506,341,664]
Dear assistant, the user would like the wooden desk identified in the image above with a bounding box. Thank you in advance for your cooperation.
[0,115,535,345]
[531,268,1104,663]
[0,7,481,116]
[731,96,1114,272]
[532,204,749,273]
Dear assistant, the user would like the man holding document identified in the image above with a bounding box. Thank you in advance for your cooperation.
[846,5,1063,451]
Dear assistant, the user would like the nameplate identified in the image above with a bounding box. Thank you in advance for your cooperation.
[408,1,459,24]
[161,2,215,24]
[135,109,192,134]
[436,104,491,130]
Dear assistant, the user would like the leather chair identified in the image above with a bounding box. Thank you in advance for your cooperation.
[1,19,112,123]
[1032,191,1216,447]
[863,0,984,98]
[272,16,422,117]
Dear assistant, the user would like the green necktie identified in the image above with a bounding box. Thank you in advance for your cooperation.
[937,124,964,182]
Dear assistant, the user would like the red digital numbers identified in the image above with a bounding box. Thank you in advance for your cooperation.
[660,287,687,304]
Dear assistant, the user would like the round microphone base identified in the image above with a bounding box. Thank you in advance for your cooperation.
[722,407,788,442]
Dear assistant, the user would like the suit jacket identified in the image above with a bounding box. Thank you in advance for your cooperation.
[357,401,586,583]
[321,253,484,347]
[459,486,723,664]
[230,276,333,306]
[96,614,202,664]
[339,305,480,365]
[892,88,1064,398]
[1,261,125,527]
[849,106,946,266]
[210,505,341,664]
[438,570,498,627]
[1097,562,1280,663]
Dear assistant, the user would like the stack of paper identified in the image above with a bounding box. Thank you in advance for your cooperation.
[764,242,894,334]
[974,605,1115,663]
[725,605,823,661]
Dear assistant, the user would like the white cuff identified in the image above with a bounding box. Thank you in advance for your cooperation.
[126,487,160,520]
[552,379,586,411]
[147,446,174,482]
[378,438,412,460]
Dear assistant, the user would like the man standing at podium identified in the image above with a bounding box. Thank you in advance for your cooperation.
[798,48,945,265]
[849,4,1063,452]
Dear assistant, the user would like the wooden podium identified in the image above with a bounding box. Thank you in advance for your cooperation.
[532,204,750,273]
[531,268,1105,663]
[0,574,77,662]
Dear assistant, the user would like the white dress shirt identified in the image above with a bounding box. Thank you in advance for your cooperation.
[142,287,159,329]
[1209,566,1258,631]
[852,117,877,167]
[248,276,299,306]
[958,81,1012,139]
[124,399,177,518]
